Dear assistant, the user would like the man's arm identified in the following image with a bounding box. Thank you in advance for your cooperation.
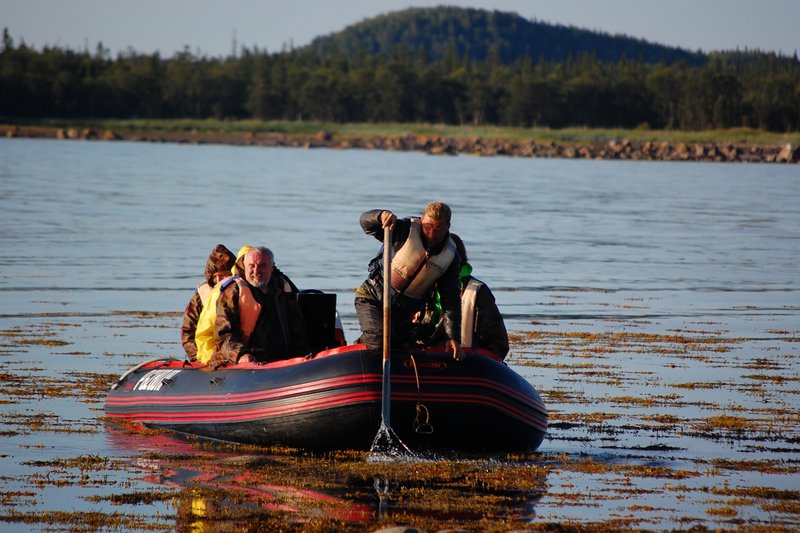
[180,291,202,359]
[360,209,388,239]
[211,285,246,366]
[437,257,464,361]
[360,209,411,246]
[438,255,463,343]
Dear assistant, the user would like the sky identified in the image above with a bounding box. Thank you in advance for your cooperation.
[2,0,798,58]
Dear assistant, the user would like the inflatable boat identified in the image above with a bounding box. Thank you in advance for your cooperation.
[105,344,547,452]
[106,291,547,451]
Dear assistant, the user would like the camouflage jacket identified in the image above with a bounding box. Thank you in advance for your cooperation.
[209,276,310,367]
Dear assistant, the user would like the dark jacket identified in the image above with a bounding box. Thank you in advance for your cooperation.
[355,209,462,343]
[461,276,510,359]
[415,274,509,359]
[210,273,310,367]
[181,244,235,358]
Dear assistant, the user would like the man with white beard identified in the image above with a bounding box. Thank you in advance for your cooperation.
[210,246,310,368]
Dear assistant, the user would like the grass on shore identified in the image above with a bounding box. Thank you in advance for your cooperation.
[4,117,800,145]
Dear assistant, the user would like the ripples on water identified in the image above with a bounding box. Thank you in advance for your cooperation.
[0,138,798,530]
[2,139,796,341]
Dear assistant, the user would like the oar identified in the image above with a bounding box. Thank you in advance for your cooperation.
[380,224,393,431]
[370,224,411,455]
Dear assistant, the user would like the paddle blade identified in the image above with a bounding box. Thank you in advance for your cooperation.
[369,421,412,459]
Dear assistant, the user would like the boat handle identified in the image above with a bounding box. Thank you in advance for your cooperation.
[110,357,182,390]
[413,404,434,435]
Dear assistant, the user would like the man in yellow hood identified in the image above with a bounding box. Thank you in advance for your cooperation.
[194,245,300,364]
[210,246,310,367]
[192,245,250,362]
[180,244,235,359]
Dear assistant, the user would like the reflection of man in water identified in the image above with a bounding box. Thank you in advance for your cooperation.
[210,246,310,367]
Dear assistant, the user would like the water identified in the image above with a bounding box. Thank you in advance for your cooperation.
[1,138,798,530]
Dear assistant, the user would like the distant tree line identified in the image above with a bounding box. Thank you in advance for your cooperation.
[2,29,799,131]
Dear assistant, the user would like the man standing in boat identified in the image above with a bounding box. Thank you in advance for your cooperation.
[355,202,465,361]
[210,246,310,367]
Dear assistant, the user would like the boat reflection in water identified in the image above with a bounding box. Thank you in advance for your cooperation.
[105,426,375,527]
[105,425,549,529]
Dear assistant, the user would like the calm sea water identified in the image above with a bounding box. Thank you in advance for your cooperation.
[2,138,797,328]
[1,138,798,530]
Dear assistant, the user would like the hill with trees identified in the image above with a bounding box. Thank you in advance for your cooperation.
[1,7,798,132]
[308,6,705,66]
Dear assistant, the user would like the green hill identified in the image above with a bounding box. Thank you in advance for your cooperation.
[307,6,706,65]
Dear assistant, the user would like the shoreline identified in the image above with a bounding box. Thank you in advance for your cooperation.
[5,124,799,163]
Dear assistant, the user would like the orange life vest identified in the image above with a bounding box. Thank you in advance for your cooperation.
[195,275,293,362]
[229,276,292,343]
[233,278,261,344]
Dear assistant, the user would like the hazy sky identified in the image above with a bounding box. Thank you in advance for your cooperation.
[2,0,798,58]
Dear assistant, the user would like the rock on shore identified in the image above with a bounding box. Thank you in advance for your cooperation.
[6,126,799,164]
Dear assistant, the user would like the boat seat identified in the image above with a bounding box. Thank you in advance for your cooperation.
[296,290,338,354]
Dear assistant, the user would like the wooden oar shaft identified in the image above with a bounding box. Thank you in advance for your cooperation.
[382,226,392,363]
[381,226,392,425]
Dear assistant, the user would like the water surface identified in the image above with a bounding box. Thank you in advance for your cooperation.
[1,138,798,530]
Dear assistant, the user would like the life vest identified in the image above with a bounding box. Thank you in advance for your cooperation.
[234,279,261,344]
[194,274,292,364]
[460,278,483,348]
[390,220,456,300]
[196,282,212,307]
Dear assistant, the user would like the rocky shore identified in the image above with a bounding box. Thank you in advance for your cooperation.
[6,124,799,163]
